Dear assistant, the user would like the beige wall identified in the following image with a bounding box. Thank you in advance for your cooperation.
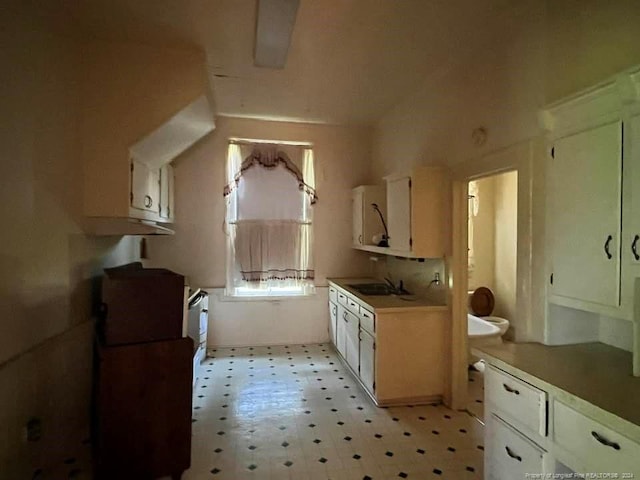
[493,171,518,323]
[468,177,496,292]
[145,116,374,344]
[80,39,206,217]
[370,0,640,343]
[146,116,374,286]
[0,5,139,477]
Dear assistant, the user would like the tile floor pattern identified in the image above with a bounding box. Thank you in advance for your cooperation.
[184,344,484,480]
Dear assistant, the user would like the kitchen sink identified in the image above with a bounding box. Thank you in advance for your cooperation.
[347,283,397,296]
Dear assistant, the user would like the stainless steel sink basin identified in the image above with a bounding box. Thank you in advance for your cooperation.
[347,283,393,296]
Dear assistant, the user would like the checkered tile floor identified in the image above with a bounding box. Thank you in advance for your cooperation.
[184,344,484,480]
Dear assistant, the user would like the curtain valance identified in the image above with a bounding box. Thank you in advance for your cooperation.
[223,144,317,204]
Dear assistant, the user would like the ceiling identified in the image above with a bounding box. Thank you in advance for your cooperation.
[67,0,521,126]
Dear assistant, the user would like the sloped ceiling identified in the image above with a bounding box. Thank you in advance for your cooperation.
[69,0,521,126]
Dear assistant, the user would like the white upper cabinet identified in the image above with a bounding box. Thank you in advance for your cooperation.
[159,164,175,222]
[550,121,622,308]
[542,68,640,319]
[352,185,386,247]
[130,159,161,215]
[386,175,412,251]
[383,166,450,258]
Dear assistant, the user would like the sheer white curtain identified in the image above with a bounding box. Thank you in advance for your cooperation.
[224,143,316,296]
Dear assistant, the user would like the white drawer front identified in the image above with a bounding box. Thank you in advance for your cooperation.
[486,365,547,437]
[346,296,360,315]
[553,400,640,475]
[487,414,545,479]
[359,307,375,335]
[337,291,349,309]
[329,286,337,303]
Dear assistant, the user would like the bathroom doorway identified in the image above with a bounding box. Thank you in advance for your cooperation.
[465,170,518,420]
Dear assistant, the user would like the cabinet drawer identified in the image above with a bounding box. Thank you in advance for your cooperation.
[337,291,359,315]
[329,286,337,303]
[359,307,375,335]
[553,400,640,475]
[487,414,545,479]
[486,365,547,437]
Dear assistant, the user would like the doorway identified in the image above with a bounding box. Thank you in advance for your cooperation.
[466,170,518,421]
[448,139,537,412]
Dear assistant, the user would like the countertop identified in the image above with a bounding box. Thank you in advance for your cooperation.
[327,277,448,313]
[474,342,640,441]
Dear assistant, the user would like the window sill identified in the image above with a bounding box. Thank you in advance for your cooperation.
[220,289,320,302]
[220,294,318,302]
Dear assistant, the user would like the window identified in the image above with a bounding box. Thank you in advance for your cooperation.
[224,141,317,297]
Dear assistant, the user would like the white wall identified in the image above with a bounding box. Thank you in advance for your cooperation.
[206,288,330,347]
[146,116,374,345]
[0,4,139,477]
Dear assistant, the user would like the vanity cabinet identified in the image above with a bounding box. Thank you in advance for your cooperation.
[384,166,450,258]
[327,280,446,405]
[352,185,386,247]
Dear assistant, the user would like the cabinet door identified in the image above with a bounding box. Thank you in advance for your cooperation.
[359,328,375,394]
[352,189,364,245]
[159,164,175,221]
[131,159,160,214]
[344,309,360,373]
[387,176,412,251]
[336,305,347,359]
[329,301,338,347]
[551,121,622,308]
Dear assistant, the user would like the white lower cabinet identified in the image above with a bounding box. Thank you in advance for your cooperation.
[328,281,446,406]
[484,361,640,478]
[486,365,547,437]
[487,414,545,480]
[336,304,347,359]
[359,328,375,394]
[328,301,337,346]
[553,400,640,475]
[344,308,360,373]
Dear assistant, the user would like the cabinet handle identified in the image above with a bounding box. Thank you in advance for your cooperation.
[144,195,153,208]
[504,446,522,462]
[591,431,621,451]
[333,306,337,315]
[604,235,613,259]
[502,383,520,395]
[343,312,348,322]
[632,235,640,261]
[358,234,362,244]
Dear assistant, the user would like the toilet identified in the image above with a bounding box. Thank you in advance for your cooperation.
[468,287,510,339]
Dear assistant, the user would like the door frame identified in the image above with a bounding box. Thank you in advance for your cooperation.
[448,138,542,410]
